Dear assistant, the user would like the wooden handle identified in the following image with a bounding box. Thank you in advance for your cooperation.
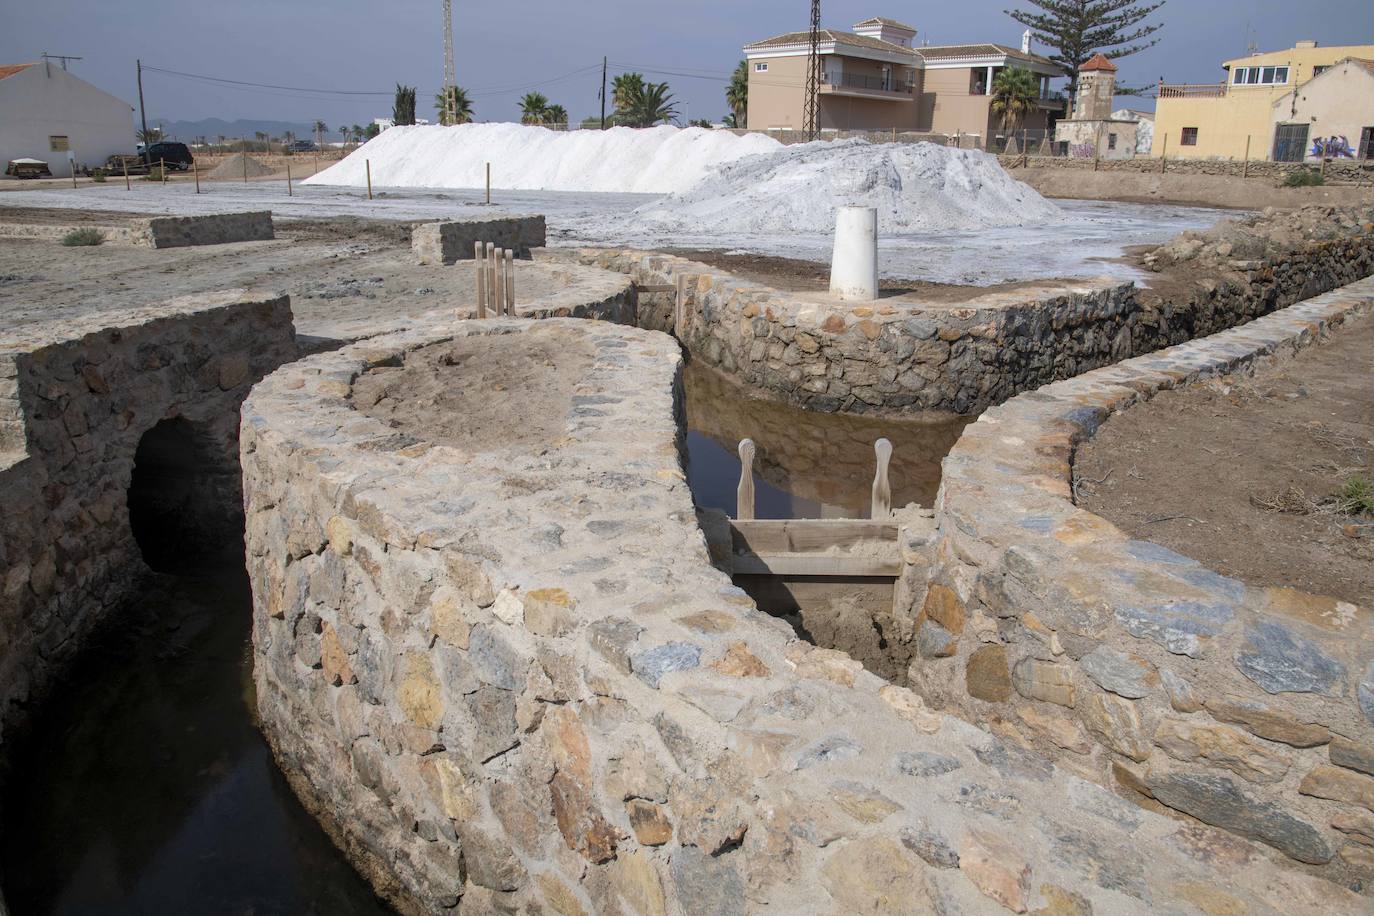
[737,439,756,521]
[871,438,893,519]
[505,248,515,316]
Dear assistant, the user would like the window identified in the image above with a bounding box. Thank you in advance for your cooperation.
[49,135,69,152]
[1314,65,1329,77]
[1181,127,1199,146]
[1108,133,1118,150]
[1231,66,1290,86]
[754,62,768,72]
[1360,127,1374,160]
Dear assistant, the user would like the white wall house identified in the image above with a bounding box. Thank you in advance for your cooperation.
[0,63,135,177]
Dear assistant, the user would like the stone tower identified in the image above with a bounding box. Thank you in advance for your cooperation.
[1073,53,1118,121]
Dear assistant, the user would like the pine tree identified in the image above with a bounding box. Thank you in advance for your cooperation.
[1006,0,1165,92]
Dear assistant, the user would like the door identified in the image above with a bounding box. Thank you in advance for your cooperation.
[1360,127,1374,160]
[1272,123,1309,162]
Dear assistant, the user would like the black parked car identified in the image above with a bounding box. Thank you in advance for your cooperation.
[141,141,195,171]
[286,139,316,153]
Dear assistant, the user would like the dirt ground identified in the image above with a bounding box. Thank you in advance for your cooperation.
[1075,313,1374,606]
[1012,167,1374,210]
[351,329,594,453]
[666,248,1077,302]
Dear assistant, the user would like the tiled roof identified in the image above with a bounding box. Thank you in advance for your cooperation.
[1080,53,1117,72]
[854,16,918,32]
[0,64,34,81]
[917,43,1064,70]
[745,29,919,57]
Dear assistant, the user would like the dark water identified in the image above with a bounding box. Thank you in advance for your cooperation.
[0,567,389,916]
[682,361,969,518]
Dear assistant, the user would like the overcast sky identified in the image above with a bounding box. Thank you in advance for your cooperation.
[5,0,1373,131]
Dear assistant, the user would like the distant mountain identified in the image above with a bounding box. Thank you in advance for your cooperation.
[149,118,353,141]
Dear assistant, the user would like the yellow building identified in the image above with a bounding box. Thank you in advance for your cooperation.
[1154,40,1374,160]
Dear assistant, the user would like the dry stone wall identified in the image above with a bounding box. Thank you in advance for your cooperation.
[0,291,296,750]
[569,218,1374,416]
[1002,154,1374,184]
[413,216,547,265]
[242,318,1365,914]
[911,276,1374,886]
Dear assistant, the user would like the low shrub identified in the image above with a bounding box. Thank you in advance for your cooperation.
[143,166,166,182]
[1338,476,1374,516]
[1282,168,1324,188]
[61,228,104,247]
[90,169,107,183]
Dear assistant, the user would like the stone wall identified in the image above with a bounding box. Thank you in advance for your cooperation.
[1002,154,1374,183]
[569,220,1374,415]
[910,276,1374,884]
[141,212,275,248]
[242,317,1365,914]
[0,291,296,751]
[413,217,548,265]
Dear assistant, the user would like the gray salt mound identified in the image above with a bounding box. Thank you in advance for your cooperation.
[631,138,1063,235]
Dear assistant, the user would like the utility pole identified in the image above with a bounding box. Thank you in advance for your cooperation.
[601,56,608,129]
[442,0,457,124]
[803,0,821,139]
[137,59,150,166]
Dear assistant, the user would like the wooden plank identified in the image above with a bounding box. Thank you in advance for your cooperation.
[731,518,898,554]
[871,438,892,519]
[636,284,677,293]
[731,553,899,578]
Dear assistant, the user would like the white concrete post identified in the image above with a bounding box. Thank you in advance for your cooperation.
[829,206,879,301]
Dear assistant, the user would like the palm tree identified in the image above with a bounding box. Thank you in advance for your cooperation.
[722,113,738,129]
[254,131,269,152]
[313,120,328,147]
[612,73,645,115]
[434,86,474,125]
[137,127,161,145]
[393,84,417,126]
[337,126,349,150]
[726,60,748,127]
[990,66,1040,134]
[352,124,365,144]
[519,92,550,124]
[625,81,677,127]
[543,104,568,127]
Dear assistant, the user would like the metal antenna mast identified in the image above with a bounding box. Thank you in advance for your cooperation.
[442,0,457,123]
[803,0,821,139]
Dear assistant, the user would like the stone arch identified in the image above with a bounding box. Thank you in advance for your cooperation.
[126,417,241,572]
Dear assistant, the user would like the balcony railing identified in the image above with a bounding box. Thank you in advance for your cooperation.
[1158,83,1228,99]
[822,72,915,94]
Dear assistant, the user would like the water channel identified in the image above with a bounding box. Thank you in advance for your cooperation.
[0,358,966,914]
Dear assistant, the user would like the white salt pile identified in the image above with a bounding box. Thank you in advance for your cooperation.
[630,139,1061,235]
[305,123,781,194]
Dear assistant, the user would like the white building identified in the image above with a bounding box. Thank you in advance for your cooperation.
[0,62,134,177]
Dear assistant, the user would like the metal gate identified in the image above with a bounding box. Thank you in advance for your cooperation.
[1272,123,1309,162]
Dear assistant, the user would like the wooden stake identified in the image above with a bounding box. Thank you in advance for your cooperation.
[365,159,373,199]
[505,249,515,316]
[193,159,200,193]
[160,158,166,183]
[494,247,507,316]
[871,438,893,519]
[485,242,497,315]
[1160,134,1167,173]
[1242,135,1251,178]
[474,241,487,318]
[286,161,292,196]
[485,161,491,205]
[736,439,756,521]
[122,157,130,190]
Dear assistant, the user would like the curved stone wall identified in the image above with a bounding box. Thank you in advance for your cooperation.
[242,317,1363,913]
[569,211,1374,417]
[915,276,1374,882]
[0,291,295,754]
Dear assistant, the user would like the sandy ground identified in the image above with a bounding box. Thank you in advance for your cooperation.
[1013,167,1374,210]
[0,182,1226,286]
[352,329,592,453]
[0,224,608,344]
[1075,313,1374,607]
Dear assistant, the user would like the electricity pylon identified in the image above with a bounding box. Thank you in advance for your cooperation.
[442,0,457,124]
[803,0,820,139]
